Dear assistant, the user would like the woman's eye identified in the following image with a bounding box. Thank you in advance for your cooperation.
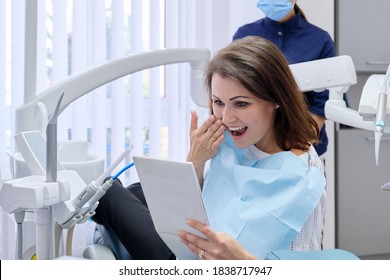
[213,99,224,106]
[236,101,248,107]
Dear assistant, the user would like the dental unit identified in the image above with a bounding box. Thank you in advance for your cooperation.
[0,48,210,260]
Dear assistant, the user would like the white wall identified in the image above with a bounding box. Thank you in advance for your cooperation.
[299,0,334,38]
[227,0,262,40]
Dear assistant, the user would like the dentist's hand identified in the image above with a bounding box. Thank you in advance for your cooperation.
[178,219,257,260]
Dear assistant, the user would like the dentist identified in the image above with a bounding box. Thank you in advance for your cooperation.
[233,0,335,158]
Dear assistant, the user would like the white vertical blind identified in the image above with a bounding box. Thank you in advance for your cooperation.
[0,0,5,176]
[210,0,230,52]
[90,0,108,163]
[23,0,37,104]
[109,0,126,169]
[10,0,25,153]
[194,0,210,48]
[148,0,162,158]
[0,0,239,182]
[165,0,180,160]
[35,0,46,95]
[177,2,189,160]
[70,0,88,141]
[51,0,69,141]
[129,0,144,158]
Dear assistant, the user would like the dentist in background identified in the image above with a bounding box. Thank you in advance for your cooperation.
[233,0,335,158]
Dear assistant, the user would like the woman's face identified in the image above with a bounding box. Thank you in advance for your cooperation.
[211,73,279,152]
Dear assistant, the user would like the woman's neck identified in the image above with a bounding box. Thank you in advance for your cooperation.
[254,140,283,155]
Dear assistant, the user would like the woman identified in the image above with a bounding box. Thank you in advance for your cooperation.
[92,36,326,260]
[179,36,326,259]
[232,0,335,157]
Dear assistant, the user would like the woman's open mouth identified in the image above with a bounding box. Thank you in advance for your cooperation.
[228,126,248,137]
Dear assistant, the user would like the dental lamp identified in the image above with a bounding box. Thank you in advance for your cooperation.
[1,48,210,260]
[290,56,390,190]
[290,55,374,132]
[358,65,390,166]
[290,56,390,155]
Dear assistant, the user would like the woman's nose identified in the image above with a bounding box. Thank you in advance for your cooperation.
[221,107,236,124]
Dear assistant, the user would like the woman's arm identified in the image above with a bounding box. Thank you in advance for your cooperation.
[178,219,258,260]
[186,111,225,188]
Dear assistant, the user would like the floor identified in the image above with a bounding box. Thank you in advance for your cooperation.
[359,253,390,260]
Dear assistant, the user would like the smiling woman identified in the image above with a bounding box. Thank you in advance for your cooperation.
[91,36,326,260]
[181,36,326,259]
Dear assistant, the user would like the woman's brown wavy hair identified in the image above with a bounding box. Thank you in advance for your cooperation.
[204,36,319,152]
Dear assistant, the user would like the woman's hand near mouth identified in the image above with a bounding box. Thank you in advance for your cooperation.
[187,111,226,186]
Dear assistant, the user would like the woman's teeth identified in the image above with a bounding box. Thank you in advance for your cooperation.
[229,126,247,136]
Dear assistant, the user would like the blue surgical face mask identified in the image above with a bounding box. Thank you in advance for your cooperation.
[257,0,294,22]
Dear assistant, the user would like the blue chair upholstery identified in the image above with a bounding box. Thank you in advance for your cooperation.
[92,224,133,260]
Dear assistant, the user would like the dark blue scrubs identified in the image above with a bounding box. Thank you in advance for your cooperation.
[233,13,335,156]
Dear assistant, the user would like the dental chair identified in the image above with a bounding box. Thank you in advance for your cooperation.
[265,249,359,260]
[84,229,360,260]
[84,224,131,260]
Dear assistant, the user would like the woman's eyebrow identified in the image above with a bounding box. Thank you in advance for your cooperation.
[212,94,252,101]
[229,96,252,101]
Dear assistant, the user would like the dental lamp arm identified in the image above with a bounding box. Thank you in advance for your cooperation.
[325,87,375,131]
[16,48,210,134]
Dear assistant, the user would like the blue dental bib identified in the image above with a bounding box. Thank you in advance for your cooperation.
[202,136,326,259]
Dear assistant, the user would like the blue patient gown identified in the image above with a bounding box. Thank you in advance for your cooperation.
[202,136,326,259]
